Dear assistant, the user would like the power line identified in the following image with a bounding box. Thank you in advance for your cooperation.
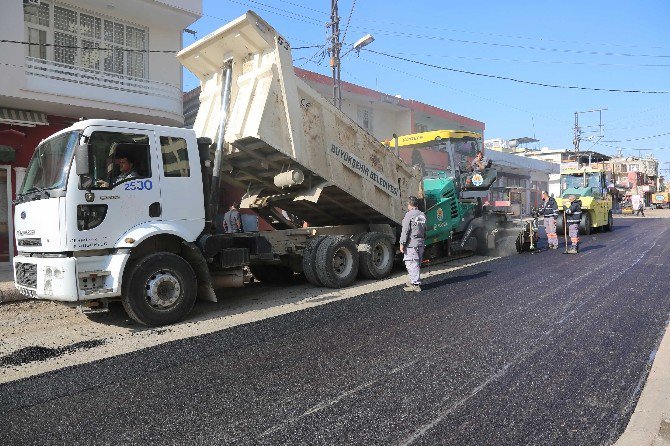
[220,0,323,25]
[280,0,329,15]
[1,39,175,53]
[358,56,570,126]
[389,50,670,68]
[0,39,321,52]
[622,132,670,142]
[363,49,669,94]
[341,0,357,45]
[351,26,670,59]
[357,21,670,52]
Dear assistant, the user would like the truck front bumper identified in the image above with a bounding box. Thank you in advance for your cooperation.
[13,252,129,302]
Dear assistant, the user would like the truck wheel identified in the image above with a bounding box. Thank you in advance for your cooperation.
[557,213,565,235]
[122,253,197,326]
[604,211,614,231]
[250,265,294,283]
[315,236,360,288]
[495,234,520,257]
[302,235,327,286]
[474,228,489,255]
[358,232,394,279]
[579,212,592,236]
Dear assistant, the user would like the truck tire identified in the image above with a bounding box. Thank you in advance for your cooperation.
[604,210,614,231]
[302,235,327,286]
[358,232,394,279]
[315,236,360,288]
[250,265,294,283]
[557,213,566,236]
[579,212,592,236]
[474,228,489,255]
[122,252,197,326]
[495,234,520,257]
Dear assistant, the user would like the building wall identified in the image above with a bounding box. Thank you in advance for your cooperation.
[0,1,201,126]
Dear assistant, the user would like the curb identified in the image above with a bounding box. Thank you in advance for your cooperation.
[615,319,670,445]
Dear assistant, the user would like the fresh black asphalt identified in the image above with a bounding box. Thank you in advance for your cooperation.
[2,217,669,445]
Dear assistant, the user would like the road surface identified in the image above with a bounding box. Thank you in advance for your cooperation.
[2,217,669,445]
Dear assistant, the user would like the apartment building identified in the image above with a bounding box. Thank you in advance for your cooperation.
[0,0,202,265]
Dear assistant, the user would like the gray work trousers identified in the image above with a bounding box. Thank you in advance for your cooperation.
[568,223,580,246]
[404,245,425,285]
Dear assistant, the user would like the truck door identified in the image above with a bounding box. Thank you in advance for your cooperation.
[67,126,161,250]
[152,130,203,223]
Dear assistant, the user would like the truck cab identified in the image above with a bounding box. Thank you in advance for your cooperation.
[14,120,206,316]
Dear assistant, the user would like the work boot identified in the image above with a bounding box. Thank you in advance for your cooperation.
[567,246,577,254]
[403,284,421,292]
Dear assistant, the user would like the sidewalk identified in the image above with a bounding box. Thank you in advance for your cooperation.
[0,268,21,304]
[615,316,670,446]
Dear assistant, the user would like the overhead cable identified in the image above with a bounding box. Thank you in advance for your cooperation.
[363,49,669,94]
[0,39,321,52]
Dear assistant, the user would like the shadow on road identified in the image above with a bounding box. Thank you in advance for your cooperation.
[422,270,491,291]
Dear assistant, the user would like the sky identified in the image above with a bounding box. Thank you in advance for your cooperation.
[182,0,670,172]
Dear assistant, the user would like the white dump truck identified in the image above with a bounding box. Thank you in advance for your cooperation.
[12,12,424,325]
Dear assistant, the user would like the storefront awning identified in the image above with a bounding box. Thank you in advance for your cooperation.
[0,108,48,127]
[0,145,16,163]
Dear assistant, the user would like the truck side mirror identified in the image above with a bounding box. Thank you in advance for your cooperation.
[74,144,90,176]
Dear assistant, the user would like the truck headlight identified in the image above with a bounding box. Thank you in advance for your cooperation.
[77,204,108,230]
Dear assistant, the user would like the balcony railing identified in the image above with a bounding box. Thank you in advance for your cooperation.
[25,57,181,101]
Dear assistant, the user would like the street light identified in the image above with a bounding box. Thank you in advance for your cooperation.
[341,34,374,58]
[333,33,375,109]
[352,34,374,54]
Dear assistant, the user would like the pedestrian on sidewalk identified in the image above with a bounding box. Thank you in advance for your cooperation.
[539,191,559,249]
[636,201,645,217]
[564,195,582,254]
[400,196,426,292]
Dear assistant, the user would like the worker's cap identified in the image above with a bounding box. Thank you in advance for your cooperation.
[541,190,549,195]
[408,196,420,207]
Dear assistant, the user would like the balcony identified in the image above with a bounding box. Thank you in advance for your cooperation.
[24,57,183,125]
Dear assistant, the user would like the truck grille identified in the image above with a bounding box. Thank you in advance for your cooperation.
[15,262,37,288]
[18,238,42,247]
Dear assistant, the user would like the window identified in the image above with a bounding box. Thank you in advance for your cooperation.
[357,106,373,133]
[24,2,50,59]
[82,131,151,189]
[23,2,148,78]
[160,136,190,178]
[415,123,428,133]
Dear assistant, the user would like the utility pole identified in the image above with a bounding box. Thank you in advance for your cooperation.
[573,108,607,153]
[633,148,652,158]
[329,0,342,109]
[573,112,581,153]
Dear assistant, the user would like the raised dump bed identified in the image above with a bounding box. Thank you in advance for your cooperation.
[177,11,422,228]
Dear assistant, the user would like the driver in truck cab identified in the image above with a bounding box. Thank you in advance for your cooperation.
[111,154,139,185]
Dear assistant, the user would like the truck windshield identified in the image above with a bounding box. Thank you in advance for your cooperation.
[19,131,78,195]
